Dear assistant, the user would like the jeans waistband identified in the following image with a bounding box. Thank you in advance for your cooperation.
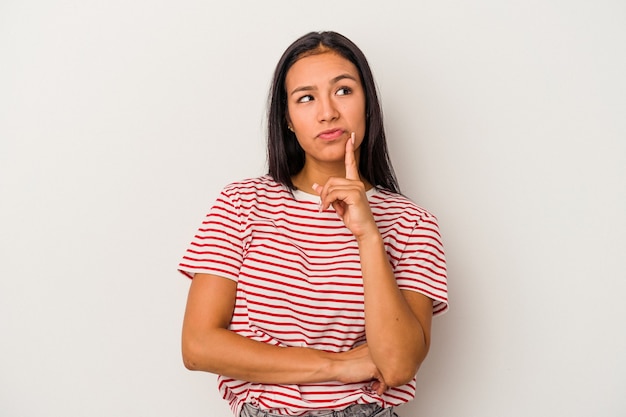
[240,402,394,417]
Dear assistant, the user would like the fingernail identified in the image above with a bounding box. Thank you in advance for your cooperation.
[312,183,319,191]
[351,132,355,145]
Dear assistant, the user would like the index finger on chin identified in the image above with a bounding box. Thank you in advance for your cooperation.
[345,132,359,180]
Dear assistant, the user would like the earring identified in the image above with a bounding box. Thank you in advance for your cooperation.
[288,125,294,132]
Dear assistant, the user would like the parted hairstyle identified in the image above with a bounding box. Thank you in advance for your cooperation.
[266,31,400,194]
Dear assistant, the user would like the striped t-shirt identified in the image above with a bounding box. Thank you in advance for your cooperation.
[179,175,448,416]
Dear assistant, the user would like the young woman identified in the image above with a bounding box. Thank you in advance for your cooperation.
[178,31,448,417]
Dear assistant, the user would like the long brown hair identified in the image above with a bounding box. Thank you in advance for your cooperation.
[266,31,400,193]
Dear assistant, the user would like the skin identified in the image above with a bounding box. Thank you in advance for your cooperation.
[182,51,433,394]
[286,51,368,191]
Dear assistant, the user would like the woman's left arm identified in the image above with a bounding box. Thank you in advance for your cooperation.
[314,134,434,387]
[357,233,433,387]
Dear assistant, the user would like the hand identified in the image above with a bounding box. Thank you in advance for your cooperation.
[312,133,378,239]
[334,343,388,395]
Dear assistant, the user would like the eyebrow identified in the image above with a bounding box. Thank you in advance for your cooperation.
[289,73,359,96]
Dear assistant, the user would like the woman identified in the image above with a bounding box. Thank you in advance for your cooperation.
[179,31,448,417]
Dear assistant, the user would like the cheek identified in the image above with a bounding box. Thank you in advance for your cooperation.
[348,95,367,120]
[293,114,321,135]
[286,106,308,127]
[348,105,367,129]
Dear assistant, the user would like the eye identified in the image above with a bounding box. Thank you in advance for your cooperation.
[297,94,314,103]
[336,87,352,96]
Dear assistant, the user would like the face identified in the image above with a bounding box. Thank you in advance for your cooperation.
[285,51,367,166]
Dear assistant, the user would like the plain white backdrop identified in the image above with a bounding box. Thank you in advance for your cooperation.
[1,1,625,416]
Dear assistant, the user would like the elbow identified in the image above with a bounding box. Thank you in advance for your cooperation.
[383,366,419,388]
[381,348,429,387]
[182,353,198,371]
[181,339,203,371]
[181,327,226,372]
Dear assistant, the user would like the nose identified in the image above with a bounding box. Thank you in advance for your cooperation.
[318,96,339,122]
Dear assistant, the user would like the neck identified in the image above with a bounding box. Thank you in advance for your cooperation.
[291,161,372,194]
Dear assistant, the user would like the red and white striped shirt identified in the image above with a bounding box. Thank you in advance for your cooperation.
[179,176,448,416]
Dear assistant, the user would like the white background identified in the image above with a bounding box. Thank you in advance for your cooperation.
[1,1,625,416]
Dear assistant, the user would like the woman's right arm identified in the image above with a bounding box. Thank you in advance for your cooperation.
[181,273,385,390]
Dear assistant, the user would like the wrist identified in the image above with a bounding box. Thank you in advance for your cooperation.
[355,229,383,246]
[316,350,340,382]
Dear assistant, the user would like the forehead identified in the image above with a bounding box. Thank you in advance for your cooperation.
[285,52,361,88]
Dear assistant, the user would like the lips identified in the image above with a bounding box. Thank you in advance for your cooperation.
[317,128,345,140]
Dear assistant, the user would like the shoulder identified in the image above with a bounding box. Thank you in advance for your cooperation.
[220,175,285,194]
[219,175,294,205]
[370,188,438,224]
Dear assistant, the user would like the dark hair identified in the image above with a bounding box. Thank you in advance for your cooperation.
[266,31,400,193]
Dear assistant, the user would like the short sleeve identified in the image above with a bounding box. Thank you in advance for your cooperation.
[178,189,244,281]
[394,213,449,316]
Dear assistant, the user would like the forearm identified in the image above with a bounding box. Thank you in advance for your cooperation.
[183,328,336,384]
[183,328,384,387]
[357,233,429,386]
[182,273,383,388]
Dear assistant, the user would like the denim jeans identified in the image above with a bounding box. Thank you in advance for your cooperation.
[240,403,399,417]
